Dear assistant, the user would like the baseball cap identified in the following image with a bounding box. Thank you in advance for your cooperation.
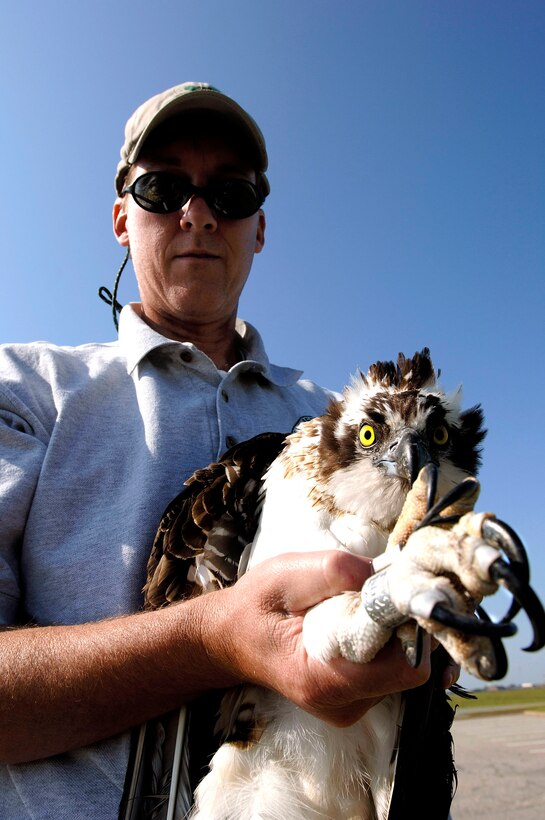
[115,82,269,196]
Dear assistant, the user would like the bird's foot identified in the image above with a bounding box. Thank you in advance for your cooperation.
[304,467,545,681]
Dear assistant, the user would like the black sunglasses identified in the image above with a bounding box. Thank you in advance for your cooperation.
[122,171,265,220]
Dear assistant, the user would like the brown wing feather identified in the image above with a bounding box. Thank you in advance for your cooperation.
[143,432,287,611]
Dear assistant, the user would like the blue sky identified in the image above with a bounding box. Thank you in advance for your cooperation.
[1,1,544,687]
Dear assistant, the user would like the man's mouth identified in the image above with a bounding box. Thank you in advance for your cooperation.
[177,249,219,259]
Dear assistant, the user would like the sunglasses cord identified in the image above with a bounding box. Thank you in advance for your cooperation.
[98,247,130,332]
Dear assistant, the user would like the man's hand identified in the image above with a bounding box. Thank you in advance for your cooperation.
[202,550,433,727]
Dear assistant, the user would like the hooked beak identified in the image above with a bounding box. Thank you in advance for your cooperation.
[378,429,433,485]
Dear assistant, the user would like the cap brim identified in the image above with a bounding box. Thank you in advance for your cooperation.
[128,90,268,174]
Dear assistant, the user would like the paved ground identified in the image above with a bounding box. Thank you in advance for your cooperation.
[450,712,545,819]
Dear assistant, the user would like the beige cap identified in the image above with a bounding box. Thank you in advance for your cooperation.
[115,81,269,196]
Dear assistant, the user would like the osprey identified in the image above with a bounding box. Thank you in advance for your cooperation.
[123,349,545,820]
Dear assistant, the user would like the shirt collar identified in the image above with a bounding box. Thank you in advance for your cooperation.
[118,304,303,387]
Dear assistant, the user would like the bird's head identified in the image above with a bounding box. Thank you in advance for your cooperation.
[316,348,486,527]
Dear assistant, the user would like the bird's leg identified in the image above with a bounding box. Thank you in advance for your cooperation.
[304,467,545,682]
[302,470,479,667]
[383,465,481,666]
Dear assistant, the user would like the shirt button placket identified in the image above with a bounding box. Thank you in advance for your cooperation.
[220,380,236,450]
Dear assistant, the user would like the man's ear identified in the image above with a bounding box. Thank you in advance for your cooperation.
[255,210,266,254]
[113,199,130,247]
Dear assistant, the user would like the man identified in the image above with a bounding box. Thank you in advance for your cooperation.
[0,83,447,818]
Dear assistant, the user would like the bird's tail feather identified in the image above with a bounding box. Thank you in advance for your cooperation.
[118,709,193,820]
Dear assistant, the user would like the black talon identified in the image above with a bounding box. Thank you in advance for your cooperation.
[482,519,530,623]
[475,605,509,680]
[415,477,480,531]
[412,624,425,667]
[429,603,517,638]
[422,463,438,513]
[499,597,521,625]
[430,603,512,681]
[489,559,545,652]
[448,683,477,700]
[482,519,529,582]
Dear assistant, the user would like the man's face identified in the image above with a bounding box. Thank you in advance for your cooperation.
[113,130,265,333]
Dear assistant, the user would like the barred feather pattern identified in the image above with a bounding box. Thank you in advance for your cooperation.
[143,432,287,609]
[136,434,288,819]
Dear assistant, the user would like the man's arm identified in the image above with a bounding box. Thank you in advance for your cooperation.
[0,550,436,765]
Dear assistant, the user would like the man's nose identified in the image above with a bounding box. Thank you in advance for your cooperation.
[179,195,217,231]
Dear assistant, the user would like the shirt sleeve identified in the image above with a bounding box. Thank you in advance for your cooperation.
[0,382,48,624]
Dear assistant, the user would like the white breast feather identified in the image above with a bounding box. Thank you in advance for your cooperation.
[248,460,341,569]
[193,693,403,820]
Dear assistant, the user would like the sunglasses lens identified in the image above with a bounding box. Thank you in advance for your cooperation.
[132,173,186,213]
[212,180,262,219]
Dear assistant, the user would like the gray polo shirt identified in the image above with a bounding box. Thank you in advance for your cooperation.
[0,305,334,818]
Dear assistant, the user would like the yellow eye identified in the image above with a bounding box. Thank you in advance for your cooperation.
[359,424,376,448]
[433,425,449,446]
